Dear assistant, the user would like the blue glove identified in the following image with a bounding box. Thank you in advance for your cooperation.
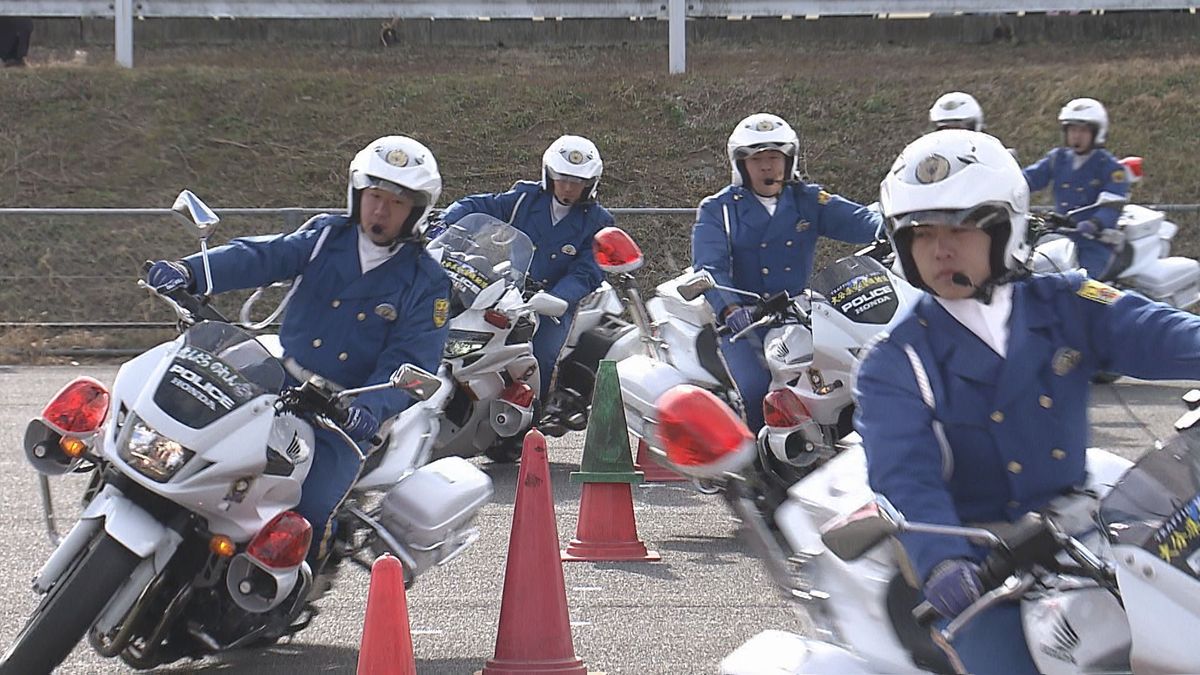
[146,260,193,293]
[924,559,984,620]
[724,306,757,335]
[342,403,380,443]
[1075,219,1100,237]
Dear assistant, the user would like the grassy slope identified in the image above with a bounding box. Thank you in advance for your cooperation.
[0,40,1198,343]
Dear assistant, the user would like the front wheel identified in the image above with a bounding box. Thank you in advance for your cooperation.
[0,533,141,674]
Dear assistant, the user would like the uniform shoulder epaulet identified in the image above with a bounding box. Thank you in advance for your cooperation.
[510,180,540,194]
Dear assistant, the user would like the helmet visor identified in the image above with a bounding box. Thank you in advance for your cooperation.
[892,204,1010,233]
[351,172,429,206]
[732,142,797,160]
[545,167,591,185]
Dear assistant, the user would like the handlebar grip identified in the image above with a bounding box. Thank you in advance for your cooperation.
[912,601,940,627]
[368,434,383,447]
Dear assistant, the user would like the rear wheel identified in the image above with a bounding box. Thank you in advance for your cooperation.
[0,533,141,674]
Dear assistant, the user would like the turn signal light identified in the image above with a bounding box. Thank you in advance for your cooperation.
[592,227,644,274]
[655,385,755,479]
[484,309,510,329]
[58,436,88,458]
[247,511,312,569]
[42,377,110,434]
[209,535,236,558]
[763,389,812,429]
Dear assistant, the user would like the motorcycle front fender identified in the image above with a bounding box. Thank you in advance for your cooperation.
[84,483,175,559]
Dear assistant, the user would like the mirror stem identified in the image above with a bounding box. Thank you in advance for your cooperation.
[199,238,215,298]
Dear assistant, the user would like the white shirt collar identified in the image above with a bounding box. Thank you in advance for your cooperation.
[934,283,1014,358]
[357,228,401,274]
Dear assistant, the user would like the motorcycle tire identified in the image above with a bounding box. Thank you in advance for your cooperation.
[0,533,140,675]
[484,434,524,463]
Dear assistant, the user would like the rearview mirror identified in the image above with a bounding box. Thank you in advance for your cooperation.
[676,270,716,302]
[390,365,442,401]
[171,190,220,240]
[819,495,903,561]
[526,291,568,318]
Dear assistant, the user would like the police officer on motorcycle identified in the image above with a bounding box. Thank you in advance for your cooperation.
[145,136,452,577]
[929,91,985,132]
[1023,97,1130,278]
[692,113,882,431]
[854,129,1200,674]
[440,135,613,397]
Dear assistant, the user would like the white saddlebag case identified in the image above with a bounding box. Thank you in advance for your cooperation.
[379,456,492,551]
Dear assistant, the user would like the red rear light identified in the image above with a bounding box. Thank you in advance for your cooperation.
[500,381,535,409]
[1120,156,1143,183]
[655,385,754,478]
[247,511,312,569]
[42,377,110,434]
[592,227,644,274]
[484,309,510,329]
[763,389,812,429]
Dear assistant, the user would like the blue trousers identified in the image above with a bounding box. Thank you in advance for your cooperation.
[294,427,364,569]
[1069,233,1116,280]
[940,602,1040,675]
[533,309,574,396]
[719,328,770,433]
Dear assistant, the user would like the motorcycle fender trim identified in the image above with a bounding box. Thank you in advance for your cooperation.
[87,484,173,558]
[32,516,103,593]
[719,630,872,674]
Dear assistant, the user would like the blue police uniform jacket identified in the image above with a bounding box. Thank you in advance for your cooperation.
[181,214,452,423]
[691,182,882,315]
[441,181,611,306]
[853,272,1200,581]
[1023,147,1130,230]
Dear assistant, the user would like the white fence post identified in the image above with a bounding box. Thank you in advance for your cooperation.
[669,0,686,74]
[114,0,134,67]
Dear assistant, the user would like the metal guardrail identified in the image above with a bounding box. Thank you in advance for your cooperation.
[4,1,1198,71]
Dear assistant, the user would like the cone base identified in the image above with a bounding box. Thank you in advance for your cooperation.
[561,539,661,562]
[480,656,588,675]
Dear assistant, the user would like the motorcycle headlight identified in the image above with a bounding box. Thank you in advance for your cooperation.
[119,419,195,482]
[444,330,491,359]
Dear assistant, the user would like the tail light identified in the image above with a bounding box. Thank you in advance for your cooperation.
[499,381,535,409]
[1120,156,1143,183]
[763,389,812,429]
[247,511,312,569]
[592,227,644,274]
[655,385,755,479]
[484,309,510,329]
[42,377,110,434]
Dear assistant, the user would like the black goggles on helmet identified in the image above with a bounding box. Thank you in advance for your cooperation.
[733,142,797,160]
[352,173,429,206]
[892,204,1010,232]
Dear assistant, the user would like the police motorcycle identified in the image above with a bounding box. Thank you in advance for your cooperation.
[424,213,569,463]
[647,384,1200,675]
[1029,157,1200,310]
[0,192,492,674]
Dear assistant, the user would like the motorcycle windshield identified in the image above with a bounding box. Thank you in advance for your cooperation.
[428,213,534,313]
[810,256,900,326]
[153,321,286,428]
[1099,427,1200,580]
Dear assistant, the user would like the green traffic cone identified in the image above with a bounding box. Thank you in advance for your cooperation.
[569,359,644,485]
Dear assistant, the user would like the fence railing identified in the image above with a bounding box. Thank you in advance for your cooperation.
[4,1,1198,71]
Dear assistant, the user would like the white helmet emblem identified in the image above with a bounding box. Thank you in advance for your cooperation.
[566,149,586,165]
[384,149,409,167]
[754,119,776,132]
[915,154,952,184]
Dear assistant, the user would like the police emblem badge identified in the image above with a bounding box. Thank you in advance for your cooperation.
[816,191,832,206]
[1111,169,1126,183]
[433,298,449,327]
[795,219,811,232]
[567,149,586,165]
[384,149,409,167]
[561,244,577,256]
[1077,279,1123,305]
[1052,347,1082,376]
[375,303,398,321]
[915,154,952,184]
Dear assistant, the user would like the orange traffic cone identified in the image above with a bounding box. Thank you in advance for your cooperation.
[482,429,588,675]
[562,361,661,563]
[356,554,416,675]
[633,438,689,483]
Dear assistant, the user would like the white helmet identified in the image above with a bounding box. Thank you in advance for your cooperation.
[542,135,603,203]
[929,92,985,132]
[879,130,1030,294]
[726,113,799,187]
[1058,97,1109,146]
[346,135,442,242]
